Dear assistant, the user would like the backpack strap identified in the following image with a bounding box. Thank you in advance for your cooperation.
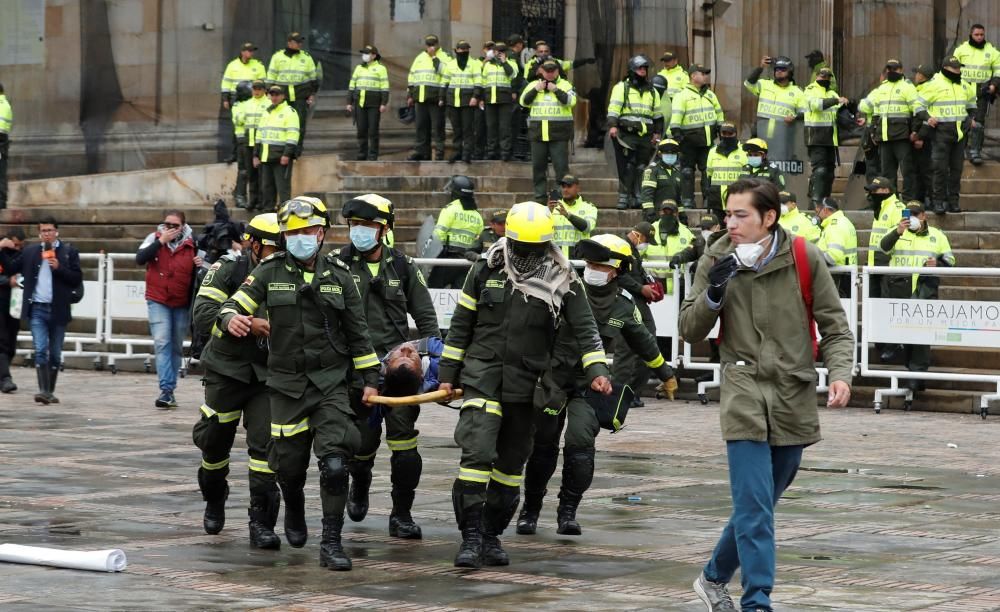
[791,235,819,360]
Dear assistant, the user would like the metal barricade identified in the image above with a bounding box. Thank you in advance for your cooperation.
[861,266,1000,417]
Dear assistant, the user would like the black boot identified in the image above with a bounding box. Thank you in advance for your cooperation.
[34,367,50,404]
[0,354,15,393]
[453,480,485,569]
[933,201,947,215]
[347,459,373,522]
[515,491,544,535]
[248,488,281,550]
[556,495,583,535]
[557,448,595,536]
[389,490,422,539]
[388,449,423,539]
[319,515,352,571]
[517,442,559,535]
[47,367,60,404]
[947,200,962,213]
[482,483,520,566]
[615,193,629,210]
[198,470,228,535]
[279,481,308,547]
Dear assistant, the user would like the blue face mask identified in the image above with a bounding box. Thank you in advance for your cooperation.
[349,224,380,252]
[661,154,678,165]
[747,155,764,168]
[286,233,319,260]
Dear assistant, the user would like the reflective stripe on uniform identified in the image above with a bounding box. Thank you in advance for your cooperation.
[232,289,259,314]
[458,292,477,311]
[442,344,466,361]
[581,350,608,368]
[645,354,666,369]
[197,286,229,303]
[458,467,491,483]
[387,436,419,452]
[271,417,310,438]
[201,403,242,424]
[248,458,274,474]
[461,397,502,417]
[490,469,522,487]
[353,353,380,369]
[202,457,230,471]
[354,450,377,461]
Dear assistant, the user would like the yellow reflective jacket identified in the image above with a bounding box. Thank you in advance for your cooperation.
[0,94,11,137]
[442,57,484,107]
[267,49,319,102]
[407,49,451,102]
[779,208,821,243]
[706,144,748,201]
[669,83,724,147]
[220,57,266,96]
[433,200,485,250]
[519,78,577,142]
[868,195,905,266]
[606,80,662,136]
[918,73,977,142]
[859,79,926,142]
[255,101,300,161]
[884,226,956,294]
[349,61,389,108]
[952,40,1000,84]
[802,81,842,146]
[482,58,519,104]
[552,197,598,256]
[817,210,858,266]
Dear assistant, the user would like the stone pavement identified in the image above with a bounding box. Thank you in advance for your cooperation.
[1,370,1000,611]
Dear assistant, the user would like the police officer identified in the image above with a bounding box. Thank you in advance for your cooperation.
[644,200,698,298]
[804,49,838,91]
[337,194,440,540]
[550,174,598,257]
[230,81,255,208]
[407,35,451,161]
[428,176,483,288]
[232,80,269,210]
[803,68,849,206]
[911,65,936,205]
[192,213,282,549]
[466,209,507,260]
[705,122,747,222]
[437,201,611,569]
[517,235,675,537]
[482,42,519,160]
[473,42,494,160]
[920,57,977,214]
[267,32,319,153]
[507,34,531,161]
[608,55,663,210]
[880,201,955,391]
[669,64,724,211]
[220,42,267,163]
[652,50,689,125]
[219,196,380,571]
[520,59,577,202]
[741,139,787,189]
[858,59,929,200]
[952,23,1000,165]
[0,82,11,209]
[615,222,661,404]
[523,40,595,82]
[440,40,483,164]
[778,191,820,242]
[254,86,300,211]
[640,139,683,222]
[814,197,857,297]
[744,55,806,140]
[346,45,389,161]
[863,176,906,361]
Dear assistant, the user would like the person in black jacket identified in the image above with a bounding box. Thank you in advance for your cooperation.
[0,217,81,404]
[0,226,25,392]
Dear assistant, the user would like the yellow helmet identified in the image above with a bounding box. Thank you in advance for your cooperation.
[578,234,632,269]
[744,138,768,153]
[244,213,280,246]
[341,193,394,226]
[277,196,329,232]
[505,201,554,243]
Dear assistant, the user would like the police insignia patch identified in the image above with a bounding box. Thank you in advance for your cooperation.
[243,275,255,286]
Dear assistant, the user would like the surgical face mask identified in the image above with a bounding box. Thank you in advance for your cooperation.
[485,50,495,60]
[286,233,320,260]
[734,233,773,268]
[661,154,678,165]
[583,266,611,287]
[908,216,921,231]
[350,224,380,252]
[780,204,789,216]
[361,53,373,63]
[747,155,764,168]
[636,242,649,253]
[886,71,903,82]
[702,229,713,242]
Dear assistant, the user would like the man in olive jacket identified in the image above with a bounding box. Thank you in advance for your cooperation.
[680,178,853,612]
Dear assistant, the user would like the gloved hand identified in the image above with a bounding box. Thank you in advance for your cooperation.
[463,251,481,263]
[706,254,738,303]
[655,377,678,400]
[668,254,682,269]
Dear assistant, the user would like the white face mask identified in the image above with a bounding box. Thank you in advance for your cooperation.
[361,53,373,63]
[636,242,649,253]
[780,204,789,216]
[908,216,921,231]
[485,50,495,60]
[701,229,713,242]
[734,233,773,268]
[583,266,611,287]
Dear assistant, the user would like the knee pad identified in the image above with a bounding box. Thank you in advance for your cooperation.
[389,448,422,491]
[562,447,596,493]
[318,454,349,496]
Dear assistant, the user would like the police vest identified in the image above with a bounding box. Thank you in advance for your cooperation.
[669,84,722,143]
[657,66,689,98]
[408,50,450,102]
[267,50,318,102]
[257,101,300,159]
[552,198,598,256]
[349,61,389,107]
[520,78,577,142]
[0,95,10,136]
[953,41,1000,84]
[433,200,484,250]
[817,210,858,266]
[920,76,976,139]
[868,195,905,266]
[745,79,805,120]
[443,58,484,106]
[607,81,661,136]
[482,59,518,103]
[888,227,955,293]
[859,80,924,141]
[707,145,748,189]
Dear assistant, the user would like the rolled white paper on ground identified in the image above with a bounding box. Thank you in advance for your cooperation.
[0,544,127,572]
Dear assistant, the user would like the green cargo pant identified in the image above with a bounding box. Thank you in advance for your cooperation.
[530,139,570,201]
[612,304,657,397]
[192,368,274,493]
[350,388,421,461]
[485,102,513,159]
[259,159,293,212]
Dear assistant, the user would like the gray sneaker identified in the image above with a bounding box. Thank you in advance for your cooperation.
[693,572,737,611]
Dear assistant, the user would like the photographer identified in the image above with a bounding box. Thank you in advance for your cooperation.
[136,210,202,408]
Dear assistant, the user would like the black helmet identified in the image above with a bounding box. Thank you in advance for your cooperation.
[397,106,415,124]
[235,80,253,102]
[773,56,794,71]
[447,175,475,197]
[628,55,651,74]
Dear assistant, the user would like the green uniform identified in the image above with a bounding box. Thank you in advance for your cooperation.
[348,60,390,160]
[639,160,683,221]
[802,81,843,203]
[705,143,748,212]
[519,78,577,200]
[552,196,598,257]
[429,199,484,288]
[218,251,379,522]
[338,245,440,528]
[740,161,787,190]
[191,253,276,524]
[439,254,609,546]
[523,283,673,528]
[613,241,658,395]
[778,208,821,243]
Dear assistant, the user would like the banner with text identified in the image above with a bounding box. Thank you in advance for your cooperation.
[866,297,1000,348]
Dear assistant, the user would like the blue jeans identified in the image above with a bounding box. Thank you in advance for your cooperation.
[29,303,66,369]
[147,300,188,393]
[704,441,804,612]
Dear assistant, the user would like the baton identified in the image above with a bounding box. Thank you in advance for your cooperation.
[369,388,464,406]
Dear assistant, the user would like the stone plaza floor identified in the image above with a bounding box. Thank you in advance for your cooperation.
[1,369,1000,611]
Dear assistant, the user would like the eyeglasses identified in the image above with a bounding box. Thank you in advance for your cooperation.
[278,199,323,223]
[163,223,181,229]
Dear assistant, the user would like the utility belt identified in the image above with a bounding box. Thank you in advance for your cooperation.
[618,118,651,134]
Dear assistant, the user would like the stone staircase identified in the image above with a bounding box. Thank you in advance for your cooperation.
[2,147,998,413]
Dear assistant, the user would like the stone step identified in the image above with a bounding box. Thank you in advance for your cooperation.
[856,229,1000,250]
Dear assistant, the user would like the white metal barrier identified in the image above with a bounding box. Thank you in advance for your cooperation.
[861,266,1000,417]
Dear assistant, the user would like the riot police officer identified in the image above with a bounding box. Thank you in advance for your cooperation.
[428,175,484,288]
[607,55,663,210]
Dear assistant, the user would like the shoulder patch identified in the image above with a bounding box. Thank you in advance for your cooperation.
[243,275,255,286]
[209,261,224,272]
[608,318,625,329]
[485,279,506,289]
[320,284,343,294]
[634,306,642,324]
